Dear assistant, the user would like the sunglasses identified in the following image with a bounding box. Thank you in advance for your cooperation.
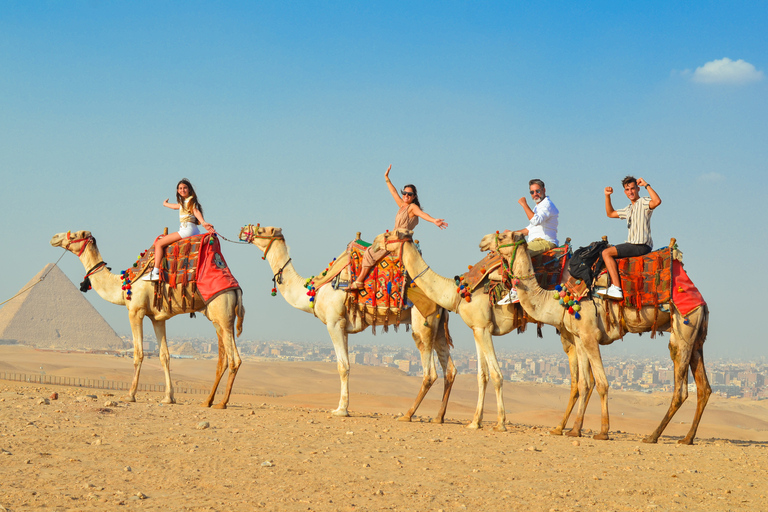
[529,189,543,195]
[402,191,414,197]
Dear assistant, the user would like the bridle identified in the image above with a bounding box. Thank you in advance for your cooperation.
[64,231,95,257]
[239,224,285,260]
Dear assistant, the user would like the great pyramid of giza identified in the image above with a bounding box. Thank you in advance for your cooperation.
[0,263,129,351]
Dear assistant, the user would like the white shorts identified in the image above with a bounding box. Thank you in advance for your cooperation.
[178,222,200,238]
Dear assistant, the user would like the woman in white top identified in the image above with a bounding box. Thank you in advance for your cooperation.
[144,179,215,281]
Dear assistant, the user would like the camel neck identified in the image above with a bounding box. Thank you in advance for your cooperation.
[400,242,460,313]
[263,241,313,313]
[78,244,126,306]
[510,245,564,327]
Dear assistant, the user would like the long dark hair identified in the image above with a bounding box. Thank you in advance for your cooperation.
[176,178,203,216]
[402,184,421,208]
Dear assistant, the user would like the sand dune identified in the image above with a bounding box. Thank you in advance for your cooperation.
[2,345,768,510]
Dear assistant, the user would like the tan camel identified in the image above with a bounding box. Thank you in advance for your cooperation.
[491,231,711,444]
[50,230,245,409]
[379,229,589,433]
[238,224,456,421]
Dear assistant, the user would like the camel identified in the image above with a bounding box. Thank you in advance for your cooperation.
[490,231,711,444]
[238,224,456,421]
[379,229,588,433]
[50,230,245,409]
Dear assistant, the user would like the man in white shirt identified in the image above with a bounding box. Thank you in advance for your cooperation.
[597,176,662,300]
[499,179,559,305]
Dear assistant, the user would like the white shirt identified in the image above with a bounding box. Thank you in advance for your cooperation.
[526,196,559,246]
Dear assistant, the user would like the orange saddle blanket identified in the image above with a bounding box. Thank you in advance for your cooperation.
[345,240,408,312]
[615,247,672,309]
[125,234,239,305]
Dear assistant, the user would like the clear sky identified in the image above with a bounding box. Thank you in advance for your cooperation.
[1,2,766,360]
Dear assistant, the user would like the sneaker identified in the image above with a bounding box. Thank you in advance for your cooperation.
[605,284,623,300]
[497,288,519,305]
[142,269,160,282]
[593,287,607,296]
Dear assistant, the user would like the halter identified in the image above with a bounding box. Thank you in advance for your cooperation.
[240,224,285,260]
[496,233,534,282]
[65,231,95,257]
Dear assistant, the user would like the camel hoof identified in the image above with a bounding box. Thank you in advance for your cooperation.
[593,433,610,441]
[431,417,445,424]
[549,428,564,436]
[465,422,481,430]
[677,438,694,445]
[123,395,136,403]
[642,436,659,444]
[397,415,413,422]
[332,409,350,417]
[212,403,227,410]
[161,397,176,405]
[493,423,507,432]
[199,402,213,408]
[565,430,581,438]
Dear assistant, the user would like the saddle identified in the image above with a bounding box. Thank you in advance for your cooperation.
[125,234,239,312]
[592,246,672,309]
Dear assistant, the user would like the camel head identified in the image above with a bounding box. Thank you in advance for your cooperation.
[478,231,527,258]
[50,230,96,257]
[382,228,414,255]
[239,224,284,253]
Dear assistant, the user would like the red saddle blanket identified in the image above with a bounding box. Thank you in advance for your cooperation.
[615,247,672,308]
[347,241,407,312]
[671,260,706,316]
[126,234,239,304]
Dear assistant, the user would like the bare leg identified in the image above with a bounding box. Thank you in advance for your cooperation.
[602,246,620,287]
[153,232,183,269]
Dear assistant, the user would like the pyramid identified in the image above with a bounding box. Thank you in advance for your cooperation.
[0,263,129,351]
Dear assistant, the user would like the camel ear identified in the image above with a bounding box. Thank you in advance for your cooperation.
[391,228,413,240]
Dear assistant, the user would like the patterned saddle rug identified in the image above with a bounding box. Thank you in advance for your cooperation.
[591,246,672,309]
[459,244,571,304]
[344,239,411,332]
[124,234,239,311]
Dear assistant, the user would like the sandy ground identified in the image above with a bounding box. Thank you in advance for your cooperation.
[1,345,767,511]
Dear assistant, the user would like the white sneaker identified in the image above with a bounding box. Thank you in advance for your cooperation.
[497,288,519,305]
[594,287,607,296]
[142,269,160,281]
[605,284,623,300]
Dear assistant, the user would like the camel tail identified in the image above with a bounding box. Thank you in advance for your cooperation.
[440,308,453,349]
[236,288,245,337]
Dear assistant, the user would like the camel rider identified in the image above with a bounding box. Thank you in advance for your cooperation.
[498,178,559,305]
[596,176,662,300]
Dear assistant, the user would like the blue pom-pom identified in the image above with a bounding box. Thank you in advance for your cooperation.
[574,312,581,320]
[555,285,562,291]
[684,319,689,325]
[309,297,314,302]
[126,290,132,296]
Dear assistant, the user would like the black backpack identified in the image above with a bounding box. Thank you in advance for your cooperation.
[569,240,609,285]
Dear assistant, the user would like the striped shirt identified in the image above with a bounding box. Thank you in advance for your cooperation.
[616,196,653,249]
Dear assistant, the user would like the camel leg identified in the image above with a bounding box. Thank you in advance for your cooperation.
[643,332,691,443]
[211,317,242,410]
[201,330,227,408]
[565,338,593,438]
[467,331,489,429]
[125,309,145,402]
[679,340,711,445]
[553,332,585,435]
[432,311,456,424]
[579,334,610,440]
[327,319,351,417]
[469,327,506,431]
[399,309,437,422]
[152,319,175,404]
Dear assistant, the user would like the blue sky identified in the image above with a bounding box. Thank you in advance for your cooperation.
[1,1,766,359]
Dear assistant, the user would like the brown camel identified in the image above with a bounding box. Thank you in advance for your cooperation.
[50,230,245,409]
[491,231,711,444]
[238,224,456,421]
[379,229,589,433]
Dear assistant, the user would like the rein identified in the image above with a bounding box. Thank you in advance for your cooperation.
[273,257,292,290]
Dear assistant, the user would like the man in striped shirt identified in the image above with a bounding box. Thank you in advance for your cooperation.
[598,176,662,300]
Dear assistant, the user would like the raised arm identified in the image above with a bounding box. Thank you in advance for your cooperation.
[163,198,181,210]
[517,196,535,221]
[636,178,661,209]
[384,165,405,208]
[604,187,619,218]
[409,204,448,229]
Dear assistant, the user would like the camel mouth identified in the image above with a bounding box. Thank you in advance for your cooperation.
[50,233,66,247]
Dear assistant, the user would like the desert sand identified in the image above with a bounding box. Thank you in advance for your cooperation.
[1,345,767,511]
